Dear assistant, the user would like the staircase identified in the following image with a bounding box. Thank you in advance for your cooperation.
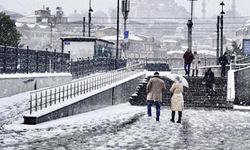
[130,76,233,109]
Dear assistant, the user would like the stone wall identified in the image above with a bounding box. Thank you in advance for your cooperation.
[235,67,250,105]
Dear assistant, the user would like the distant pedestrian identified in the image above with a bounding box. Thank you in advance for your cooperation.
[170,76,184,123]
[146,72,166,121]
[192,51,200,77]
[183,48,194,76]
[203,68,215,96]
[218,52,229,77]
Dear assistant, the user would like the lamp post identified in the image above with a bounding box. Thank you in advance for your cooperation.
[216,16,220,64]
[88,0,93,37]
[187,0,197,51]
[220,1,225,57]
[116,0,120,59]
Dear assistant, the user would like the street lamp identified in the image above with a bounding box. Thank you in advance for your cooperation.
[220,1,225,57]
[187,0,197,51]
[88,0,93,37]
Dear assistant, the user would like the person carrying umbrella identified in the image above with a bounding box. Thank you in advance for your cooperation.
[146,72,166,121]
[170,76,184,123]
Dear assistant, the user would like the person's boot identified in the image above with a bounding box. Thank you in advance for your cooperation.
[192,70,194,77]
[170,111,175,122]
[196,70,198,77]
[156,117,159,121]
[177,111,182,123]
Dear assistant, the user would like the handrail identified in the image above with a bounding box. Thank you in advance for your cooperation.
[30,63,142,94]
[28,63,144,114]
[236,56,250,64]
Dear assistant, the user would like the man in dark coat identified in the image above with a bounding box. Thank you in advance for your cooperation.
[218,52,229,77]
[203,68,215,96]
[183,48,194,76]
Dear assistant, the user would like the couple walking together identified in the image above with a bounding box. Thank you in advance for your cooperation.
[183,48,200,77]
[146,72,184,123]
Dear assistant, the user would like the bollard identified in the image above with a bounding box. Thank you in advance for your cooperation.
[30,95,33,114]
[45,91,48,108]
[40,92,43,110]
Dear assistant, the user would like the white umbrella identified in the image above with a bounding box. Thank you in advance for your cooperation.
[167,74,189,88]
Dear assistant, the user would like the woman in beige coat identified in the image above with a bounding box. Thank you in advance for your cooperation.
[192,51,200,77]
[170,76,184,123]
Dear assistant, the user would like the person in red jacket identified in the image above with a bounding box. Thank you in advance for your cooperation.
[183,48,194,76]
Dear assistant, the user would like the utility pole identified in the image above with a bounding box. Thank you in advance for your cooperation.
[216,16,220,64]
[83,17,85,36]
[116,0,120,59]
[122,0,130,36]
[122,0,130,58]
[187,0,197,51]
[220,1,225,57]
[50,22,53,50]
[88,0,93,37]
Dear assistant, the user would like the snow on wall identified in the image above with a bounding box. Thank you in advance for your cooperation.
[234,67,250,105]
[23,73,145,124]
[0,73,72,99]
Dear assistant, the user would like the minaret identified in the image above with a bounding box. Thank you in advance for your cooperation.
[202,0,206,18]
[232,0,236,17]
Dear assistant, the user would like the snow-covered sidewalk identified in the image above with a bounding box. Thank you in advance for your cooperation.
[1,70,250,149]
[1,103,145,149]
[1,102,250,149]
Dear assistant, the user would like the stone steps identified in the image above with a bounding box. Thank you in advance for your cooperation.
[129,76,233,109]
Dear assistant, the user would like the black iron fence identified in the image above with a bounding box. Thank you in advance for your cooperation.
[70,58,127,78]
[0,45,127,77]
[0,45,70,73]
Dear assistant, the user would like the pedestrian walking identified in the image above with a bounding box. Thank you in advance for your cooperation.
[183,48,194,76]
[146,72,166,121]
[170,76,184,123]
[192,51,200,77]
[203,68,215,96]
[218,52,229,77]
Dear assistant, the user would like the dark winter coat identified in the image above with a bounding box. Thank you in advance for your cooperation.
[218,55,229,66]
[203,70,215,86]
[183,51,194,64]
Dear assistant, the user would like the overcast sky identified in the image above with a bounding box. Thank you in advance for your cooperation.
[0,0,249,17]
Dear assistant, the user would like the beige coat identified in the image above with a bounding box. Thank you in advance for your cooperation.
[146,76,166,102]
[170,82,184,111]
[192,53,200,70]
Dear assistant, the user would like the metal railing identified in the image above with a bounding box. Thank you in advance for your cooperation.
[28,63,144,114]
[0,45,70,74]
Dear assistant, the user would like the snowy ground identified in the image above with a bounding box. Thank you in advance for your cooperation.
[1,71,250,149]
[1,97,250,149]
